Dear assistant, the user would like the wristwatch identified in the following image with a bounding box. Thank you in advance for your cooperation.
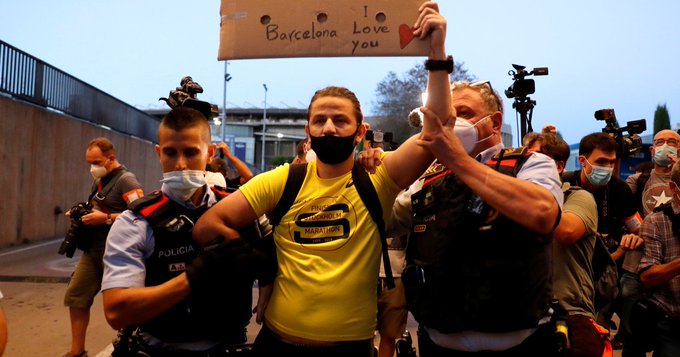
[424,55,454,73]
[106,214,113,225]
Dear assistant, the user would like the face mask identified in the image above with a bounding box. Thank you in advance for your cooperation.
[309,133,357,164]
[161,170,207,202]
[453,116,493,154]
[584,159,613,186]
[653,144,677,167]
[90,164,108,179]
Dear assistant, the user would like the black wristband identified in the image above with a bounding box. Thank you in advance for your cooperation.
[425,55,454,73]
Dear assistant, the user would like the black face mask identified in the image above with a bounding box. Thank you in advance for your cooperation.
[309,133,357,165]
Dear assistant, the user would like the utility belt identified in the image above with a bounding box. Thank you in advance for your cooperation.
[112,327,253,357]
[550,302,612,357]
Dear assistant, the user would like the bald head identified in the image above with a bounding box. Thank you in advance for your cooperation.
[653,129,680,143]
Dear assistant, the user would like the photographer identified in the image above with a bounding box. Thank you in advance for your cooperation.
[615,129,680,354]
[62,137,143,357]
[561,133,643,339]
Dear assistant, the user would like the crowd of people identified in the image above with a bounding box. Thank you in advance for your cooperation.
[2,2,678,357]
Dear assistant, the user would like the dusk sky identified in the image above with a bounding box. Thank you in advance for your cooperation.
[2,0,679,145]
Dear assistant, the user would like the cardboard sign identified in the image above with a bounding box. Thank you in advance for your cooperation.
[218,0,430,60]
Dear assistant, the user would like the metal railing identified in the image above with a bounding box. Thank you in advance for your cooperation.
[0,40,159,142]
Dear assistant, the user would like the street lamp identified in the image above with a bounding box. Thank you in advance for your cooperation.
[220,61,232,142]
[261,83,268,171]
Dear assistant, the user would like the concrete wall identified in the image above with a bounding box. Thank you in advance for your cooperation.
[0,96,162,248]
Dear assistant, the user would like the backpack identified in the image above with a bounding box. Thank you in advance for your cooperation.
[268,162,396,289]
[563,186,619,312]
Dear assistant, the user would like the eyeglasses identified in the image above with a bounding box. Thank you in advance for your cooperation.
[470,79,494,94]
[465,80,503,113]
[654,138,679,147]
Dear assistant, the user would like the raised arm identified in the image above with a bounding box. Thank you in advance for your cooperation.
[382,1,452,189]
[219,143,254,183]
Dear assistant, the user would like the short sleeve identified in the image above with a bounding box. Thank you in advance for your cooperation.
[102,210,154,291]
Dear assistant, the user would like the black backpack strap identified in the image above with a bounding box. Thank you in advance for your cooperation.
[269,163,308,227]
[89,169,127,204]
[352,162,395,289]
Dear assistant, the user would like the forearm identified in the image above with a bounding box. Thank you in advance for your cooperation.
[103,274,190,329]
[640,259,680,288]
[450,155,559,234]
[384,135,434,189]
[553,212,586,245]
[227,154,254,182]
[420,1,452,132]
[192,208,242,245]
[611,248,626,262]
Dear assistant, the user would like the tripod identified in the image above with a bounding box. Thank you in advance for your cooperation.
[512,95,536,147]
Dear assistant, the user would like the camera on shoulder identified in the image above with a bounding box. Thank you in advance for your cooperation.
[595,108,646,157]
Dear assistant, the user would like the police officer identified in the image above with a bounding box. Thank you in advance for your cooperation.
[63,137,143,357]
[101,107,270,356]
[392,81,563,355]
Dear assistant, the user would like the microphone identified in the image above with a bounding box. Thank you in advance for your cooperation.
[408,108,423,128]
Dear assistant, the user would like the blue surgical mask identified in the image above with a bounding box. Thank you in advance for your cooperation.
[161,170,207,202]
[584,159,613,186]
[653,144,677,167]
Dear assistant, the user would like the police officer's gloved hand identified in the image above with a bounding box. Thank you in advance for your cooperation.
[185,238,258,298]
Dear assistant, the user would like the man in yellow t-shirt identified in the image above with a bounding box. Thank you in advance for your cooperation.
[192,4,452,355]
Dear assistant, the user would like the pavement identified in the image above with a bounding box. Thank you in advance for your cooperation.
[0,239,647,356]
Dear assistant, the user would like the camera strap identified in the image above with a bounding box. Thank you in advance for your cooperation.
[88,169,126,207]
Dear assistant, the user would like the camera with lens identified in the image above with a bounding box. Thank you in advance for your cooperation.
[504,64,549,99]
[58,202,92,258]
[595,108,646,157]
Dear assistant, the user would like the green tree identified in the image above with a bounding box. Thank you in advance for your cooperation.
[653,103,671,136]
[372,62,475,144]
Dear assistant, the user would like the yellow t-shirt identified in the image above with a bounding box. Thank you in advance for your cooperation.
[240,156,401,341]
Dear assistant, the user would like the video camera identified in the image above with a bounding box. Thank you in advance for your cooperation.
[58,202,92,258]
[504,64,549,144]
[594,108,646,157]
[504,64,549,99]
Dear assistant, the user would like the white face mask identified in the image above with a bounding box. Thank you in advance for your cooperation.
[453,115,493,154]
[90,164,108,179]
[161,170,207,202]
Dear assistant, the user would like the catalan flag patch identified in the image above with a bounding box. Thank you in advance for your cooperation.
[123,189,144,205]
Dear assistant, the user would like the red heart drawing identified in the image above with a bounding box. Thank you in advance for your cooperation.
[399,24,415,49]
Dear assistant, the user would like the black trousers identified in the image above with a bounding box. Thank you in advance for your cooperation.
[417,323,558,357]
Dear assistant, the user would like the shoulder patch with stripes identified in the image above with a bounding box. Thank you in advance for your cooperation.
[419,162,447,181]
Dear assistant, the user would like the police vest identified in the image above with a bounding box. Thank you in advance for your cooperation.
[129,187,251,343]
[402,147,553,333]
